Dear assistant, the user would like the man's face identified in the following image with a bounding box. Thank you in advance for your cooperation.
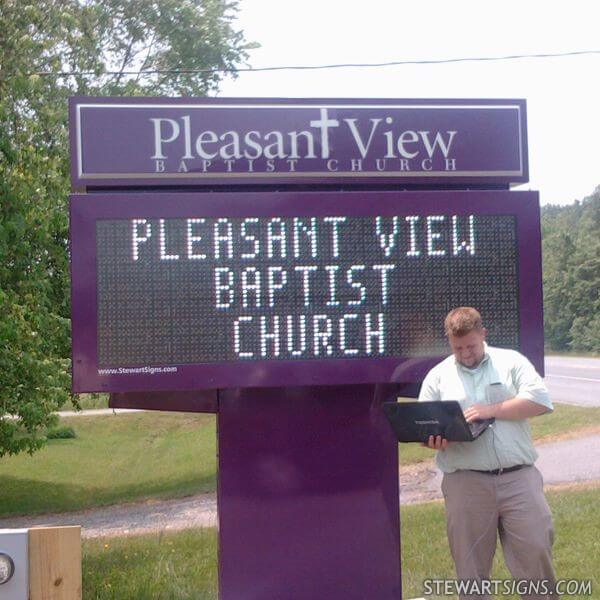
[448,328,487,368]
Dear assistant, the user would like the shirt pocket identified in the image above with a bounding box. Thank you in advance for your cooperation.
[485,382,511,403]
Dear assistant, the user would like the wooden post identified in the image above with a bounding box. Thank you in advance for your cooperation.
[29,526,82,600]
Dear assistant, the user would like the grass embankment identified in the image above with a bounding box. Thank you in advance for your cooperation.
[0,404,598,517]
[81,485,600,599]
[0,413,216,517]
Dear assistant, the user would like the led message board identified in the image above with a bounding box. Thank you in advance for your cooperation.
[71,190,543,392]
[70,98,528,188]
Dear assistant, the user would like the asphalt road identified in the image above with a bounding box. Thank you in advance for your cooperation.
[544,356,600,407]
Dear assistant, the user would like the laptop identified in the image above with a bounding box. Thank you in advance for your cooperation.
[382,400,495,443]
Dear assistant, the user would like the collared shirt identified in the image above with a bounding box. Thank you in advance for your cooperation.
[418,344,553,473]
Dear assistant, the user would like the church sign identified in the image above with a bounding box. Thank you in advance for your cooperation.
[70,98,528,188]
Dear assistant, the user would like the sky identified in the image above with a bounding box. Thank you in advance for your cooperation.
[218,0,600,205]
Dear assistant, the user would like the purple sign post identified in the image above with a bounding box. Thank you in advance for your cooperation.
[69,98,541,600]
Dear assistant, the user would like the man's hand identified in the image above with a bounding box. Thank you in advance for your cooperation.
[421,435,450,450]
[463,403,496,423]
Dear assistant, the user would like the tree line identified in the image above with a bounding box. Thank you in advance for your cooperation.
[542,187,600,353]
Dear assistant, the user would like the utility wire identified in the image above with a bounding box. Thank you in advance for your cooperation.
[32,49,600,77]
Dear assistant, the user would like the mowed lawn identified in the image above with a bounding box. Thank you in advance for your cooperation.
[82,485,600,599]
[0,403,598,517]
[0,412,216,517]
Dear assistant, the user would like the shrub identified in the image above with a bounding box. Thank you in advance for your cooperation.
[47,425,76,440]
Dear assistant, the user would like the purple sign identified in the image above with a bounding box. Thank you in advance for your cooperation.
[70,98,528,188]
[70,189,543,393]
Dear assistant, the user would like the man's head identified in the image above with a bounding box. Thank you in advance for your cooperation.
[444,307,487,368]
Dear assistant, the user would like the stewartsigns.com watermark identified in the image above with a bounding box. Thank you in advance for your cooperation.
[423,578,592,597]
[98,366,178,376]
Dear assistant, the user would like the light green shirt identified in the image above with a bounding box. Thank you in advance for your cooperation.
[418,344,553,473]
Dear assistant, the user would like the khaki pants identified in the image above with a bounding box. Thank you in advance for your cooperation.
[441,466,556,600]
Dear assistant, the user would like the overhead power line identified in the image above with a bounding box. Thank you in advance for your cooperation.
[33,49,600,77]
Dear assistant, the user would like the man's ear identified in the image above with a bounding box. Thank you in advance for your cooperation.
[481,327,488,340]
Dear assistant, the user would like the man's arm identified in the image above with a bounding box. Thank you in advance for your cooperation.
[465,352,552,422]
[464,397,550,422]
[418,369,441,402]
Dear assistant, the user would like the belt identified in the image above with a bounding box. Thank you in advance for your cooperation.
[468,464,525,476]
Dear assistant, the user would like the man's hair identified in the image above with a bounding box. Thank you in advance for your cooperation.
[444,307,484,337]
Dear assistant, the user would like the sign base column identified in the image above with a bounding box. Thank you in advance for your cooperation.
[217,384,401,600]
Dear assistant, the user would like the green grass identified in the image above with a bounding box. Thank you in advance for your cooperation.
[398,402,600,467]
[530,402,600,440]
[401,485,600,599]
[81,486,600,599]
[0,412,216,517]
[83,529,218,600]
[0,404,597,518]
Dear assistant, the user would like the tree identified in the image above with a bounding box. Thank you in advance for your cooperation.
[0,0,256,456]
[541,187,600,353]
[565,194,600,352]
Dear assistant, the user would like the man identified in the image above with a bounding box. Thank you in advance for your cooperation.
[419,307,556,600]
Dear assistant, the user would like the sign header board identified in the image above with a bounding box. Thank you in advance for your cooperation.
[70,190,543,393]
[70,98,528,189]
